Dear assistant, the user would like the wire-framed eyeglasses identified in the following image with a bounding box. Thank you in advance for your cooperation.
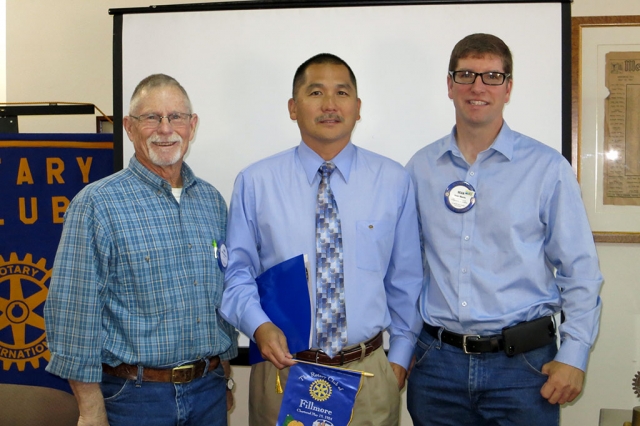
[130,112,193,128]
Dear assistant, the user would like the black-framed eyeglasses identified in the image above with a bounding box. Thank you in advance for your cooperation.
[449,70,511,86]
[130,112,193,128]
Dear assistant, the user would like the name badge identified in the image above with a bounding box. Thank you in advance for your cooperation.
[213,239,229,271]
[444,181,476,213]
[217,241,228,272]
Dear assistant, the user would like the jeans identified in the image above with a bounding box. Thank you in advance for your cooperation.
[407,327,559,426]
[100,361,227,426]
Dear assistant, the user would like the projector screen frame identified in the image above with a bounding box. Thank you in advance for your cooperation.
[111,0,572,173]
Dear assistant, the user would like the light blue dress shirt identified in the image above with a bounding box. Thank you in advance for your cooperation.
[221,142,423,369]
[45,156,237,383]
[405,123,603,371]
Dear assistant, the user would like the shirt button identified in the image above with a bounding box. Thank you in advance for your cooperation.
[464,235,470,241]
[194,280,198,286]
[469,171,475,176]
[462,301,467,307]
[461,268,467,274]
[197,318,201,323]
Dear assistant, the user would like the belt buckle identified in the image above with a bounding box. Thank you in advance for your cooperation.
[171,364,195,384]
[462,335,481,355]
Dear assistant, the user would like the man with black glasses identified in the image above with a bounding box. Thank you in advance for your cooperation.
[405,33,603,426]
[45,74,237,426]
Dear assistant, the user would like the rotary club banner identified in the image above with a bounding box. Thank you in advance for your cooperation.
[277,362,364,426]
[0,133,113,393]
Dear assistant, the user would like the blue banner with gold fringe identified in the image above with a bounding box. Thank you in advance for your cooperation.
[0,133,113,393]
[277,361,363,426]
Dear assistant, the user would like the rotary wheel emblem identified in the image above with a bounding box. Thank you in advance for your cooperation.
[0,253,51,371]
[309,379,332,402]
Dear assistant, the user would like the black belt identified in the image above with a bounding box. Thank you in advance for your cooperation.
[424,315,557,356]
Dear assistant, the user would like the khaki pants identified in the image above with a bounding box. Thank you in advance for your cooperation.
[248,347,400,426]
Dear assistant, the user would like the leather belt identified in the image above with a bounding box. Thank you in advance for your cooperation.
[424,323,503,354]
[424,315,556,356]
[295,332,383,366]
[102,356,220,384]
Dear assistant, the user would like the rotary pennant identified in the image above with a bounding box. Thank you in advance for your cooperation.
[277,361,365,426]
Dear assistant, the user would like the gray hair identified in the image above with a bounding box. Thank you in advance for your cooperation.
[129,74,192,115]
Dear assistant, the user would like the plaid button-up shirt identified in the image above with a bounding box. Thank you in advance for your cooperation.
[45,156,237,383]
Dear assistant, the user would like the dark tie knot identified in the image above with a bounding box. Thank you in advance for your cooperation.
[320,162,336,177]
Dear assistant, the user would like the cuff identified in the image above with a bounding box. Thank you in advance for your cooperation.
[46,352,102,383]
[554,337,590,372]
[386,336,414,370]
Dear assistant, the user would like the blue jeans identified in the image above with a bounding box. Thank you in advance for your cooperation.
[100,362,227,426]
[407,327,559,426]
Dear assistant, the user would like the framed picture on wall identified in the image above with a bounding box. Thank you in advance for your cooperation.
[572,15,640,243]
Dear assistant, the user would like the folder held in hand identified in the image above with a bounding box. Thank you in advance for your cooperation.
[249,254,313,364]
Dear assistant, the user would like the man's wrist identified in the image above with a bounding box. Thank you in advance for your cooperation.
[225,376,235,392]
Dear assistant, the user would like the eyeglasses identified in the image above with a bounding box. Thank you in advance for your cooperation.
[130,112,192,128]
[449,70,511,86]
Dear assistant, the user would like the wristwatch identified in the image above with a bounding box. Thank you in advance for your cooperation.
[226,376,235,392]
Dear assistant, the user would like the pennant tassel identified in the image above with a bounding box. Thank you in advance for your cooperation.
[276,369,283,394]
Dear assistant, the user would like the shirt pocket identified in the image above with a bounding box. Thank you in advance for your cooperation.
[356,220,394,271]
[116,248,180,315]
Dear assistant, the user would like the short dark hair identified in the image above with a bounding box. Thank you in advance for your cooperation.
[129,73,192,114]
[292,53,357,98]
[449,33,513,78]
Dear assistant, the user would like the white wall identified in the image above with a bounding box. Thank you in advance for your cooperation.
[4,1,640,425]
[0,0,5,102]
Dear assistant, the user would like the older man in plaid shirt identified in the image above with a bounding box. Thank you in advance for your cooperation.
[44,74,237,426]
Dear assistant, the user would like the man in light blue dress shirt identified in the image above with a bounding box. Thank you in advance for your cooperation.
[221,53,423,425]
[405,34,603,426]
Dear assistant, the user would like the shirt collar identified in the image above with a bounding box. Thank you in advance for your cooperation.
[128,155,197,191]
[436,121,515,162]
[490,122,514,160]
[297,141,356,185]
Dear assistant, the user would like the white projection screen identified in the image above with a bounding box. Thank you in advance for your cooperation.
[111,0,571,357]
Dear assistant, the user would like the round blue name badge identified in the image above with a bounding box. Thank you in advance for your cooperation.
[444,181,476,213]
[216,241,228,272]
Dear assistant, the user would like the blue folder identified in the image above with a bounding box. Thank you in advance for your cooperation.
[249,254,313,364]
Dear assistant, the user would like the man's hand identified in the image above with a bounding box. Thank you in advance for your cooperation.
[226,387,234,412]
[78,415,110,426]
[254,322,296,369]
[390,362,407,390]
[540,360,585,404]
[221,360,234,411]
